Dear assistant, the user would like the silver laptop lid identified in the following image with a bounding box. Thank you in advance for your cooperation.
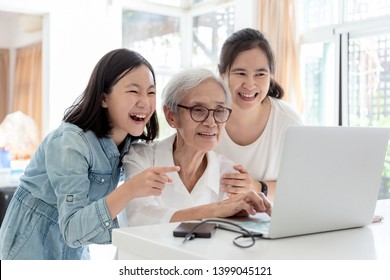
[268,126,390,239]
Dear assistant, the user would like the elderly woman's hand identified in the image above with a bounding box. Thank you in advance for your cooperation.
[212,190,272,217]
[221,165,262,196]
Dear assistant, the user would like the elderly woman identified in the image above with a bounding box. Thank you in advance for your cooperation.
[123,68,271,226]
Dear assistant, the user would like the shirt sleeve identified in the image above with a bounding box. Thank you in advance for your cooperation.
[46,130,118,247]
[123,143,177,225]
[126,197,177,226]
[123,142,154,180]
[263,99,303,181]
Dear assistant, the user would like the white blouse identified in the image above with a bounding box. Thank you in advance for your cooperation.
[123,133,236,226]
[215,97,303,182]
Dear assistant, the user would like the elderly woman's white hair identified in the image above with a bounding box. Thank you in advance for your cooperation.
[162,68,231,116]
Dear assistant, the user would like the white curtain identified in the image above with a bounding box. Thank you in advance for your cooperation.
[12,43,42,139]
[257,0,303,113]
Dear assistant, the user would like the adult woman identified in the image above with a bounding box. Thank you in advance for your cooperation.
[216,28,303,201]
[0,49,179,259]
[124,68,271,226]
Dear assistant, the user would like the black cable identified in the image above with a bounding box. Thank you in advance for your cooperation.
[182,219,262,248]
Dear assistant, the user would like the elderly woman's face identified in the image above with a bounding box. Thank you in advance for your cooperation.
[174,79,229,152]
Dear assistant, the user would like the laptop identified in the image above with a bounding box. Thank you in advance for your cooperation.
[225,126,390,239]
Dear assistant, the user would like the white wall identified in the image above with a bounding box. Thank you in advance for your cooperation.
[0,13,43,48]
[0,0,123,136]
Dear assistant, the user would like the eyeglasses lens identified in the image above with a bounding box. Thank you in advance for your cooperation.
[190,106,229,123]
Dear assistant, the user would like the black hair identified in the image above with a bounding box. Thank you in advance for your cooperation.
[218,28,284,99]
[63,48,159,141]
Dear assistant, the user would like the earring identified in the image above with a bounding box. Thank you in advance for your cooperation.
[171,124,175,128]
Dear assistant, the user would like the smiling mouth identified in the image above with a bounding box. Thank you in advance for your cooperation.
[198,132,216,136]
[130,114,147,122]
[238,92,258,100]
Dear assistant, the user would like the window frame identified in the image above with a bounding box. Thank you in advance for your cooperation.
[300,12,390,125]
[121,0,236,70]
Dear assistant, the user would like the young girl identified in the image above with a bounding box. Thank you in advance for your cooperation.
[0,48,179,259]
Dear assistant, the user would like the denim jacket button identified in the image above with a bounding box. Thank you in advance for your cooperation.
[105,221,110,227]
[101,179,105,183]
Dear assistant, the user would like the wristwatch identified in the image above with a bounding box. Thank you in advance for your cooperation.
[259,181,268,196]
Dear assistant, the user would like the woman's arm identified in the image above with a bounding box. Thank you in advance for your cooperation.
[106,165,179,220]
[170,191,272,222]
[263,180,276,203]
[121,142,180,225]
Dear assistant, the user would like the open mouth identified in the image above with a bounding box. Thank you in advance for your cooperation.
[238,92,258,100]
[198,132,216,136]
[130,113,147,122]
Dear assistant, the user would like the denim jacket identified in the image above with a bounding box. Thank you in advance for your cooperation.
[0,122,132,259]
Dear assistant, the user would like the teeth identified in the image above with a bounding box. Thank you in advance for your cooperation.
[130,113,147,122]
[199,132,215,136]
[131,114,146,118]
[240,92,256,98]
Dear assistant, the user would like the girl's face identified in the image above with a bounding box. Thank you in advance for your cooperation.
[227,47,271,110]
[167,79,228,153]
[102,65,156,145]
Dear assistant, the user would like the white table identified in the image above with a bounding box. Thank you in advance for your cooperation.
[112,199,390,260]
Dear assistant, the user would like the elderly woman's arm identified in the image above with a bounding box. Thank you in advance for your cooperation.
[170,191,272,222]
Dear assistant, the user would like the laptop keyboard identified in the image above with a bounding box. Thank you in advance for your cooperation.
[235,220,270,234]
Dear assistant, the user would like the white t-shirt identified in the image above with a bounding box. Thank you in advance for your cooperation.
[214,97,303,181]
[123,133,236,226]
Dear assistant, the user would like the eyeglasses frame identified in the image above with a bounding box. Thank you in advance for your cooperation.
[177,104,232,123]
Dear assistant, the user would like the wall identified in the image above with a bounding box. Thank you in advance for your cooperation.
[0,0,123,136]
[0,13,43,48]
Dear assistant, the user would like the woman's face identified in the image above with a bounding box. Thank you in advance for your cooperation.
[170,79,229,153]
[102,65,156,145]
[227,47,271,110]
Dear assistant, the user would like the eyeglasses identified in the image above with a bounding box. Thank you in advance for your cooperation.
[177,104,232,123]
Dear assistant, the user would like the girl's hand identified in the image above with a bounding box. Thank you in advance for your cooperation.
[127,166,180,198]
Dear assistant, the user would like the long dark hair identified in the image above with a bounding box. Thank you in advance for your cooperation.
[63,48,159,141]
[218,28,284,99]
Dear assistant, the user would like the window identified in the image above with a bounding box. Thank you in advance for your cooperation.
[348,34,390,127]
[122,9,181,137]
[297,0,338,31]
[121,0,235,138]
[344,0,390,21]
[298,0,390,199]
[192,6,235,67]
[300,43,336,125]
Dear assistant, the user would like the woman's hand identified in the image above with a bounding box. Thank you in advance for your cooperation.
[212,190,272,217]
[107,165,180,219]
[221,165,262,196]
[170,190,272,223]
[127,166,180,198]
